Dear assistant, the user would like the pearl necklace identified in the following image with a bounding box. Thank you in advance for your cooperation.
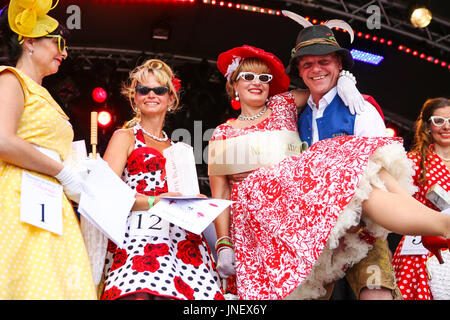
[137,123,169,142]
[238,105,267,121]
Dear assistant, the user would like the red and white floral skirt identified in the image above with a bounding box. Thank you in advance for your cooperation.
[230,136,415,300]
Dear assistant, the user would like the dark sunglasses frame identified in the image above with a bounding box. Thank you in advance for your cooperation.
[135,85,169,96]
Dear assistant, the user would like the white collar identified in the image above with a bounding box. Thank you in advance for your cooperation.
[307,86,338,110]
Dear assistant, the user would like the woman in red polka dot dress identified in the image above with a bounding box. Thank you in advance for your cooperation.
[393,97,450,300]
[100,59,223,300]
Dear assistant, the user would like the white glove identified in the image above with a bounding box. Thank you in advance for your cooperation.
[54,165,84,203]
[216,246,236,278]
[82,156,104,172]
[337,70,366,115]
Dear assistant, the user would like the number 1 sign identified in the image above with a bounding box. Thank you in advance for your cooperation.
[20,171,63,235]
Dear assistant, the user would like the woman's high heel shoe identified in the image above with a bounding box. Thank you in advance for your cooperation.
[421,236,450,264]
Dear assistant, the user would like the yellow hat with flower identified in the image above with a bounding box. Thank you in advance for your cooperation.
[8,0,59,41]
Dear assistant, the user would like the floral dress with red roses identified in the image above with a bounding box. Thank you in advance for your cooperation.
[210,92,415,300]
[392,147,450,300]
[101,125,224,300]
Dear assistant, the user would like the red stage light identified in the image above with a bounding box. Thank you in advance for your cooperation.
[357,32,363,37]
[413,51,418,56]
[92,87,107,103]
[387,40,393,45]
[365,34,370,39]
[372,36,378,41]
[441,61,447,67]
[379,38,385,43]
[405,48,411,53]
[98,111,112,127]
[398,45,404,50]
[420,53,426,59]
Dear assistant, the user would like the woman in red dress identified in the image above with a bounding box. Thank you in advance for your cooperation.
[208,46,450,300]
[392,97,450,300]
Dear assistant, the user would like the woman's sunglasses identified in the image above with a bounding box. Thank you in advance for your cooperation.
[45,34,67,54]
[236,72,273,83]
[429,116,450,127]
[135,85,169,96]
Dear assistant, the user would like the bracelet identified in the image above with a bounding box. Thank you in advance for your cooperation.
[148,196,156,209]
[215,239,233,250]
[216,235,231,243]
[216,246,234,254]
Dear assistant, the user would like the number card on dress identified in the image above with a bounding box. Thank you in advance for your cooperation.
[128,210,170,238]
[20,171,63,235]
[149,198,233,235]
[399,236,428,255]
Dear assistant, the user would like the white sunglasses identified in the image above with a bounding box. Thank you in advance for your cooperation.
[430,116,450,127]
[236,72,273,83]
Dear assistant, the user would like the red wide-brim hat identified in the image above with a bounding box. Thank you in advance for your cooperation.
[217,45,290,97]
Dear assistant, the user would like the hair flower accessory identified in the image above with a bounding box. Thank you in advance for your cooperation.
[172,76,181,93]
[8,0,59,41]
[224,56,242,81]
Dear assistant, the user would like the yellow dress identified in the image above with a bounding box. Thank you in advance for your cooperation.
[0,66,97,300]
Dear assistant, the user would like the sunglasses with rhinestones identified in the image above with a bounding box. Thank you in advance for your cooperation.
[135,85,169,96]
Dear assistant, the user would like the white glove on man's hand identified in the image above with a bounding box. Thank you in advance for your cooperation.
[54,165,84,203]
[216,246,236,278]
[337,70,365,115]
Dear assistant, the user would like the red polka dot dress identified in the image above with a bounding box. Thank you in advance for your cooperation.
[101,125,224,300]
[392,147,450,300]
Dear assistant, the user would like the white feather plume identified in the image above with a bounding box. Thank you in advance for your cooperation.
[282,10,313,28]
[324,19,355,43]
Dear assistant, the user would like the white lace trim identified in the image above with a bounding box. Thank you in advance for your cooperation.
[286,142,416,299]
[427,250,450,300]
[80,216,108,285]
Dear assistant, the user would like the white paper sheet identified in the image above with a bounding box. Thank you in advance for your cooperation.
[149,198,233,235]
[78,158,136,247]
[163,142,200,195]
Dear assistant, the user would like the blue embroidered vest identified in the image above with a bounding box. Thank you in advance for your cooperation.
[298,94,356,147]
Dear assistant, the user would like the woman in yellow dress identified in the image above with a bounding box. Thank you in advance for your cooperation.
[0,1,96,299]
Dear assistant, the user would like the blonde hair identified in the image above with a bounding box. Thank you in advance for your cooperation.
[225,58,271,100]
[121,59,180,128]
